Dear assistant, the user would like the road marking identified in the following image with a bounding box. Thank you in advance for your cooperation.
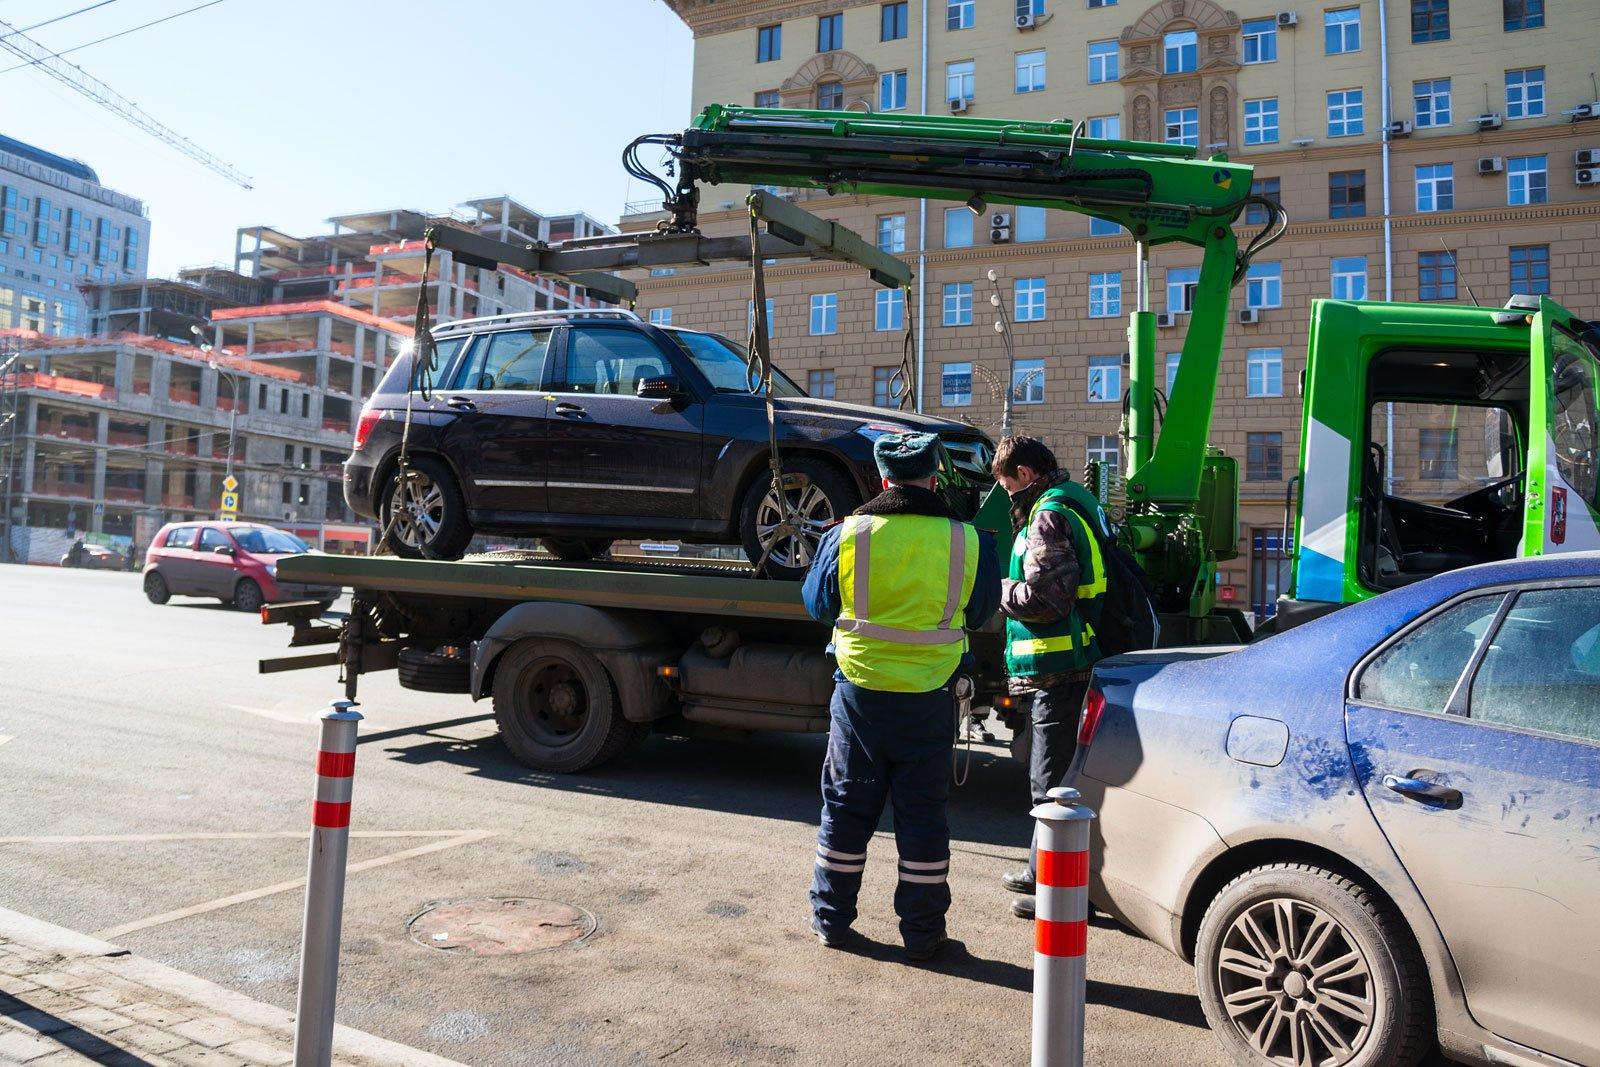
[92,830,496,941]
[0,830,475,844]
[0,735,12,748]
[228,703,320,724]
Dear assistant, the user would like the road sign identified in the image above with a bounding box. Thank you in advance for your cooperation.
[220,491,240,515]
[93,503,104,516]
[222,474,239,493]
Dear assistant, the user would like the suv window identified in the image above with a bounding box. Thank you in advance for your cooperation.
[375,337,465,396]
[1356,594,1503,713]
[163,527,197,550]
[446,329,550,392]
[1469,586,1600,742]
[562,328,673,395]
[198,528,229,552]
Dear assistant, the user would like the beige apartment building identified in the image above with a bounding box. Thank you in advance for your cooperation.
[641,0,1599,615]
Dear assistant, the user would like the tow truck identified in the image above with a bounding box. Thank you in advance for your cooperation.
[264,106,1599,771]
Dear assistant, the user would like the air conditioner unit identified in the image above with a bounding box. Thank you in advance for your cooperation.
[1473,113,1504,130]
[949,97,970,114]
[990,212,1012,229]
[1388,119,1413,138]
[1577,167,1600,186]
[1575,148,1600,166]
[990,225,1012,243]
[1015,12,1037,29]
[1156,312,1176,328]
[1277,11,1298,26]
[1568,102,1600,121]
[1478,156,1505,175]
[1238,307,1260,324]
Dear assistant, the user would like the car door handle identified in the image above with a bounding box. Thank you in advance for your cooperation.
[555,402,587,417]
[446,395,476,412]
[1383,773,1463,808]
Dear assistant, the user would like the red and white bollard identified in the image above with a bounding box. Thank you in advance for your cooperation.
[293,700,362,1067]
[1031,786,1095,1067]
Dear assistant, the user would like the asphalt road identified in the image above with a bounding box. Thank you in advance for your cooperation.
[1,564,1230,1066]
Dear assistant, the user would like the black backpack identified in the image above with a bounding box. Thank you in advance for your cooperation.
[1064,502,1160,656]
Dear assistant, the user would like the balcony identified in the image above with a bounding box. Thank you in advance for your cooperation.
[37,423,96,443]
[105,485,145,503]
[17,373,114,400]
[107,429,146,447]
[34,479,92,499]
[168,386,201,406]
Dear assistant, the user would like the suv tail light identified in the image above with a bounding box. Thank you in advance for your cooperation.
[353,410,379,450]
[1078,686,1107,747]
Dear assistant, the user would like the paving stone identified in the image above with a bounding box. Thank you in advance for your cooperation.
[112,1023,191,1055]
[0,1026,63,1061]
[23,1052,97,1065]
[28,972,89,994]
[0,1004,74,1036]
[169,1016,237,1049]
[0,973,43,995]
[165,1045,252,1067]
[218,1037,293,1065]
[60,1004,135,1032]
[121,1002,192,1028]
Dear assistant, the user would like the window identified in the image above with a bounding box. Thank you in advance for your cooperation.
[1018,0,1045,14]
[1087,434,1120,470]
[1165,352,1181,395]
[1484,587,1600,742]
[873,366,903,408]
[1507,155,1548,206]
[882,1,908,39]
[1087,114,1121,139]
[941,362,972,406]
[943,206,974,248]
[1415,163,1454,212]
[1327,89,1364,136]
[1242,17,1277,63]
[1331,256,1369,300]
[1165,107,1199,147]
[809,294,837,335]
[875,288,905,331]
[878,214,906,253]
[1246,431,1283,480]
[1418,251,1457,300]
[1087,40,1118,83]
[943,282,973,326]
[1419,427,1459,480]
[1086,0,1116,6]
[1509,245,1550,296]
[1167,267,1199,313]
[1016,50,1046,93]
[1246,262,1281,309]
[1245,177,1279,226]
[1015,206,1047,242]
[648,307,672,326]
[946,0,974,30]
[747,298,776,338]
[561,329,667,396]
[1503,0,1543,31]
[754,89,779,108]
[879,70,908,110]
[1163,29,1197,74]
[1357,595,1502,714]
[198,527,229,553]
[1247,347,1283,396]
[1411,0,1448,41]
[757,23,781,62]
[1329,170,1367,218]
[1089,272,1121,318]
[946,60,975,103]
[1244,98,1279,145]
[1089,217,1121,237]
[1413,79,1451,128]
[1088,355,1121,403]
[279,389,289,414]
[1013,358,1045,404]
[817,81,844,109]
[808,369,837,398]
[1325,7,1360,52]
[818,12,843,51]
[1015,277,1046,321]
[1505,67,1545,119]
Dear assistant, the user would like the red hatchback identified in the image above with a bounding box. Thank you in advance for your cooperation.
[142,522,339,612]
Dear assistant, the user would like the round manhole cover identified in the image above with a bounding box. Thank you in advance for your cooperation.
[407,898,596,956]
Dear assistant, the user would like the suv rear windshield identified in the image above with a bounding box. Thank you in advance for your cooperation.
[232,527,309,554]
[667,330,802,396]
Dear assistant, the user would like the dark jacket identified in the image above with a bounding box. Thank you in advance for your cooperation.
[1000,472,1090,692]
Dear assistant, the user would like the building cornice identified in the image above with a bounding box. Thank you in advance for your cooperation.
[663,0,867,38]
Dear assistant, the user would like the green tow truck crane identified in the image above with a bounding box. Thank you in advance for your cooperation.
[268,106,1600,771]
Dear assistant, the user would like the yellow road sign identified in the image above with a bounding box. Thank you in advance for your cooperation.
[221,474,239,493]
[219,491,239,514]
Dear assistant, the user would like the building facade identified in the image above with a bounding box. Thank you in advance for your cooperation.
[648,0,1599,615]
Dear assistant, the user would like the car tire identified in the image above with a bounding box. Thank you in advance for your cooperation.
[379,455,473,561]
[737,457,860,581]
[539,538,613,563]
[233,579,264,614]
[1194,863,1431,1067]
[492,638,636,773]
[397,645,470,694]
[143,571,170,605]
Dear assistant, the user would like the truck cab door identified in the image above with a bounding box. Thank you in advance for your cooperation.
[1529,297,1600,554]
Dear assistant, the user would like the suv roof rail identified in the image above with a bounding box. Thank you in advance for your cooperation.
[434,307,643,332]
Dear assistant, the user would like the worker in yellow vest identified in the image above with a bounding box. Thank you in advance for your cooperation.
[802,432,1000,961]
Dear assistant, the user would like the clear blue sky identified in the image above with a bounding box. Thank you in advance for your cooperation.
[2,0,694,275]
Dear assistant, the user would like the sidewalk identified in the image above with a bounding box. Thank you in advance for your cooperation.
[0,907,463,1067]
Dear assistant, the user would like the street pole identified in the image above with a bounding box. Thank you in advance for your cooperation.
[987,269,1016,437]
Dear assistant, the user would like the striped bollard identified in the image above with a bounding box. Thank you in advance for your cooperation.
[293,700,363,1067]
[1031,786,1096,1067]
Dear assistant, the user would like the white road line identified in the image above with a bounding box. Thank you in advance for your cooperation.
[0,735,12,748]
[227,703,317,724]
[0,830,475,844]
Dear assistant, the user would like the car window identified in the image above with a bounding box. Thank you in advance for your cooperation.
[1356,594,1504,714]
[465,329,551,391]
[197,528,229,552]
[1468,586,1600,743]
[375,337,465,396]
[232,527,308,554]
[163,527,196,550]
[562,328,673,396]
[667,330,803,396]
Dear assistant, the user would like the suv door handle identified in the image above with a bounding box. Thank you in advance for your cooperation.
[446,395,476,412]
[1383,773,1463,808]
[555,402,587,417]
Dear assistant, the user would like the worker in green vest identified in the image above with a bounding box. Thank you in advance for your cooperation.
[802,432,1000,961]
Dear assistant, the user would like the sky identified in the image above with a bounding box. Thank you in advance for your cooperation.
[1,0,694,275]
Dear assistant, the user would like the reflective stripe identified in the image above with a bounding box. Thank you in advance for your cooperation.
[817,846,868,861]
[938,521,966,631]
[1009,623,1097,658]
[1058,508,1108,599]
[836,515,969,646]
[851,515,871,618]
[816,858,866,873]
[898,858,949,871]
[834,617,966,645]
[898,871,948,884]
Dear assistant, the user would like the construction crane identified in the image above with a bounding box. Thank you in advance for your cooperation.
[0,16,251,189]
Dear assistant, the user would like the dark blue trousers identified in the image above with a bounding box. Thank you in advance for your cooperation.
[810,678,955,951]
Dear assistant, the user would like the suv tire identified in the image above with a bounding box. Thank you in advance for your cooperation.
[492,638,636,773]
[539,538,614,562]
[233,578,264,614]
[737,458,860,580]
[144,571,170,605]
[379,455,473,561]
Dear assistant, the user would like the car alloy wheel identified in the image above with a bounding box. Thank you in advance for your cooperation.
[754,474,837,570]
[391,469,444,552]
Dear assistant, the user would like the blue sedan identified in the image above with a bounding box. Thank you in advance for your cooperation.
[1073,553,1600,1067]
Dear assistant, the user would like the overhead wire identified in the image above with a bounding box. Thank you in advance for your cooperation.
[8,0,124,37]
[0,0,231,76]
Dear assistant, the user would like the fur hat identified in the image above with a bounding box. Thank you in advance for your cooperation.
[873,431,941,482]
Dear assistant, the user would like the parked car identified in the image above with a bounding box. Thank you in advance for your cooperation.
[1071,552,1600,1067]
[142,522,339,612]
[343,308,994,578]
[60,542,126,570]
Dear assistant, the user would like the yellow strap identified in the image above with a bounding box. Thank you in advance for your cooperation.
[1009,623,1097,658]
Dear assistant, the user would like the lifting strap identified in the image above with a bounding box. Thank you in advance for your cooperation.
[892,284,916,412]
[372,234,441,556]
[745,205,798,578]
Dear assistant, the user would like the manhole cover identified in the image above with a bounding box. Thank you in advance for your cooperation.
[407,897,596,956]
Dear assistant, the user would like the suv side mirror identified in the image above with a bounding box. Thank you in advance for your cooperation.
[636,375,684,400]
[212,544,235,556]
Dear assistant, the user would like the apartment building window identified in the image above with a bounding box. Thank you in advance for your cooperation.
[1165,107,1199,147]
[946,0,974,30]
[946,60,976,103]
[1510,244,1550,295]
[1327,89,1364,136]
[1019,0,1045,15]
[878,214,906,253]
[1015,277,1046,321]
[648,307,672,326]
[1167,267,1199,313]
[1013,358,1045,404]
[1087,40,1119,83]
[1411,0,1449,42]
[754,90,780,108]
[1166,352,1181,395]
[1242,17,1277,63]
[941,362,973,406]
[1016,50,1046,93]
[1247,432,1283,481]
[1329,170,1367,218]
[1246,177,1280,225]
[1418,251,1457,300]
[1088,355,1122,403]
[943,206,974,248]
[943,282,973,325]
[878,70,908,111]
[279,389,289,414]
[1503,0,1543,31]
[1244,98,1279,145]
[1247,348,1284,397]
[1089,271,1122,318]
[301,394,311,418]
[1246,262,1282,309]
[810,293,837,335]
[1325,7,1360,53]
[1087,435,1120,470]
[757,23,781,62]
[817,81,844,109]
[1015,206,1047,241]
[1164,29,1197,74]
[1505,67,1545,118]
[1415,163,1454,212]
[1331,256,1369,300]
[748,297,776,337]
[1508,155,1548,205]
[808,369,837,398]
[873,366,902,408]
[1419,428,1458,479]
[258,383,267,410]
[875,288,905,331]
[882,1,908,40]
[818,12,843,51]
[1087,0,1116,7]
[1087,114,1120,139]
[1414,79,1451,128]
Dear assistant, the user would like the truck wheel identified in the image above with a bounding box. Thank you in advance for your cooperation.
[1194,863,1431,1067]
[492,639,635,773]
[144,571,170,605]
[379,455,473,561]
[539,538,613,562]
[232,579,264,613]
[738,458,859,580]
[397,646,470,694]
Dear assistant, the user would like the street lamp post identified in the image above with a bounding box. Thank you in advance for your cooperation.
[987,269,1017,436]
[191,325,238,505]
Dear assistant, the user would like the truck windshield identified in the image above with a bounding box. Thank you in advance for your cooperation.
[1551,326,1599,511]
[668,330,803,396]
[232,528,309,554]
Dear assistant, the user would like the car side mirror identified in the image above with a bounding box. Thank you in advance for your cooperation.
[212,544,234,556]
[636,375,684,400]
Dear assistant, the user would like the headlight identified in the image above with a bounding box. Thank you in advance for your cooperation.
[264,563,277,577]
[854,423,912,442]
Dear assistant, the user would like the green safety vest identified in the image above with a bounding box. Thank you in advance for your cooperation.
[1004,483,1108,679]
[834,513,981,693]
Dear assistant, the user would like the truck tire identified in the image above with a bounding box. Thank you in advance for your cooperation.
[738,457,860,580]
[1194,863,1431,1067]
[379,455,473,561]
[539,538,613,562]
[492,638,635,773]
[397,646,470,694]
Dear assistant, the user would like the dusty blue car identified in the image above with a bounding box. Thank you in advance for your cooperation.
[1073,552,1600,1067]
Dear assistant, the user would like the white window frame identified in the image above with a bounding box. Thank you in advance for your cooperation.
[1244,98,1279,145]
[946,60,975,103]
[943,281,973,326]
[1014,277,1046,321]
[1087,114,1121,139]
[1013,358,1045,404]
[1324,7,1360,54]
[1089,271,1122,318]
[1246,262,1282,309]
[1415,163,1454,212]
[1086,434,1120,469]
[1087,40,1118,84]
[648,307,672,326]
[1246,347,1283,397]
[940,361,973,406]
[1165,352,1181,395]
[1167,267,1199,313]
[1505,67,1545,120]
[1015,49,1046,94]
[943,206,974,248]
[1507,155,1548,206]
[1327,89,1364,137]
[807,368,836,398]
[1164,107,1199,147]
[1088,355,1122,403]
[1242,17,1277,63]
[878,213,906,253]
[748,297,776,336]
[809,293,837,335]
[874,288,905,331]
[879,70,908,111]
[1014,206,1047,242]
[1413,78,1451,128]
[946,0,975,30]
[1331,256,1368,300]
